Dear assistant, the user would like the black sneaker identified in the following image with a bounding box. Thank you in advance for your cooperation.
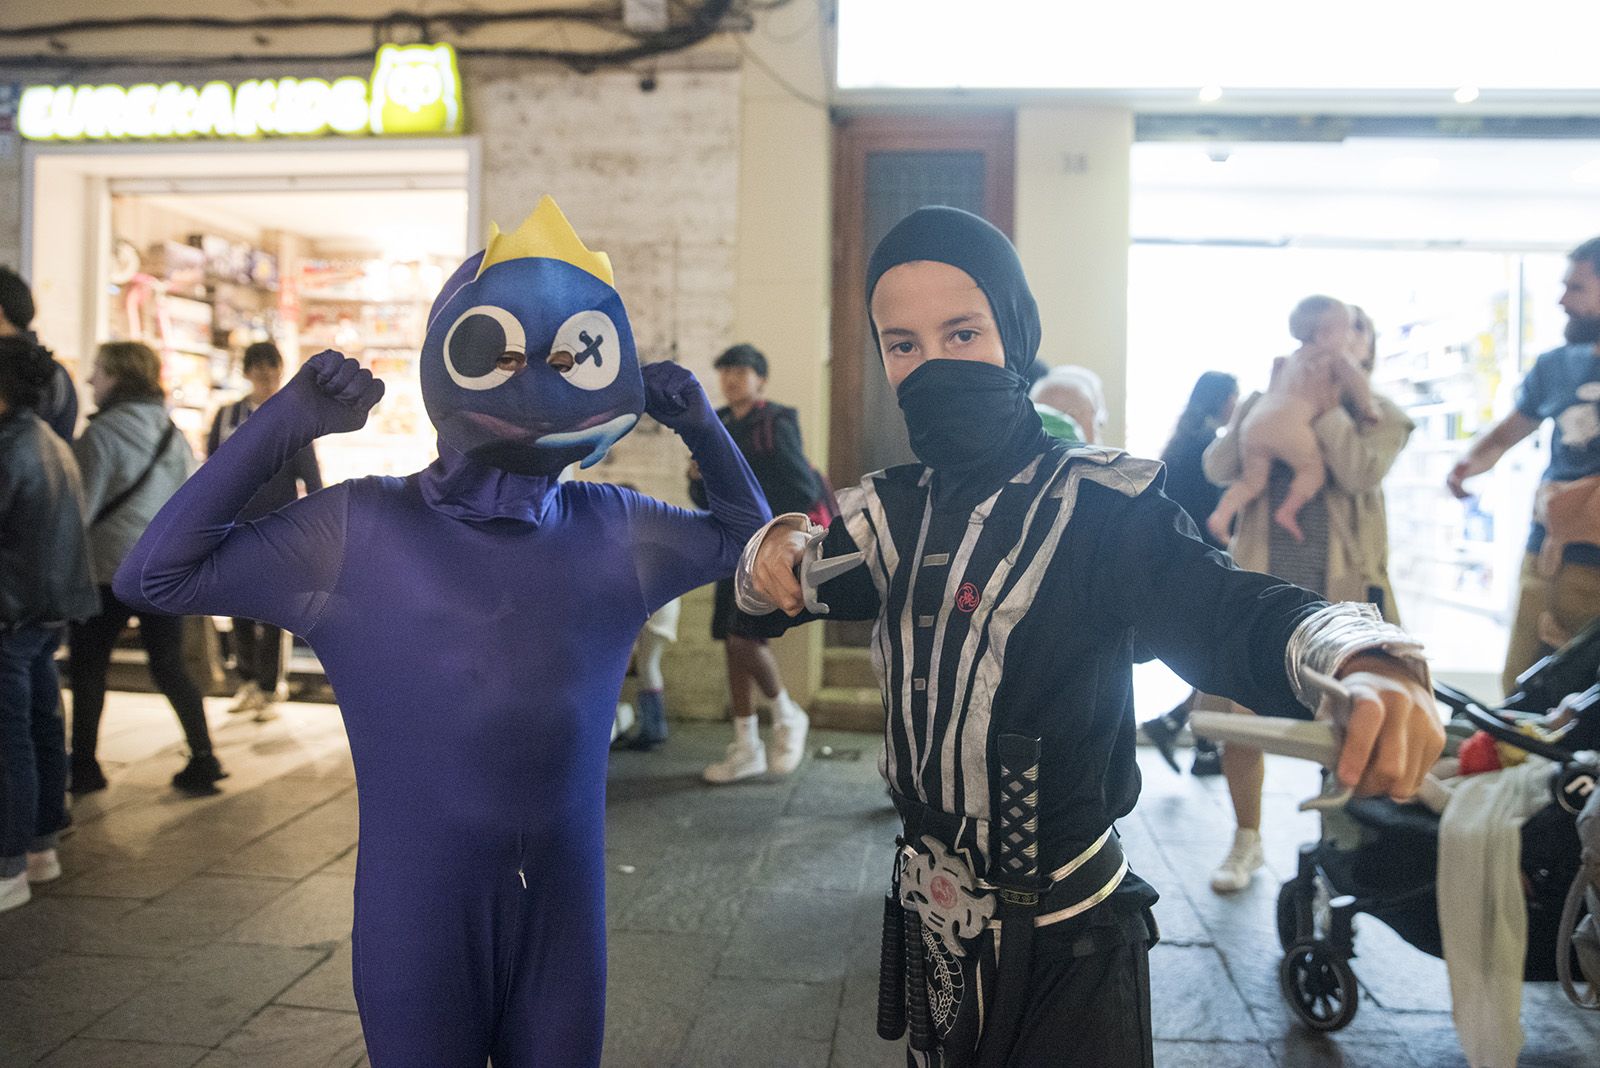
[1139,714,1182,774]
[171,754,228,795]
[69,758,108,797]
[610,731,664,752]
[1191,739,1223,777]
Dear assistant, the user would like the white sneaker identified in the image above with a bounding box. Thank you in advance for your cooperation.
[26,849,61,883]
[229,683,264,715]
[703,740,767,784]
[0,871,31,913]
[612,703,635,744]
[770,707,810,775]
[1210,829,1265,894]
[251,701,281,724]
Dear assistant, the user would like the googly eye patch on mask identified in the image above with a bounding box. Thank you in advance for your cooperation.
[442,305,528,390]
[546,310,620,392]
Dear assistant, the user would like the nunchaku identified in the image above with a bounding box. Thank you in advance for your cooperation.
[904,906,936,1051]
[975,734,1044,1068]
[877,889,907,1040]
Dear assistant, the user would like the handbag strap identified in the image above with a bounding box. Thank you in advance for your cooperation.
[92,421,177,527]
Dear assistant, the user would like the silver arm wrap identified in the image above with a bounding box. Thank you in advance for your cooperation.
[733,513,816,616]
[1285,602,1432,712]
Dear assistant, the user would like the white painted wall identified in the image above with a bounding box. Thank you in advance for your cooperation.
[1014,106,1135,447]
[729,2,834,703]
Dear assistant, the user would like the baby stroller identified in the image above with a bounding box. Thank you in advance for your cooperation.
[1205,623,1600,1033]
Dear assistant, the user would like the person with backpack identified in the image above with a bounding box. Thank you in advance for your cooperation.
[691,343,832,782]
[68,341,226,796]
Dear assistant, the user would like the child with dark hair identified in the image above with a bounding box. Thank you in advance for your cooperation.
[692,343,828,782]
[0,337,99,911]
[207,341,322,721]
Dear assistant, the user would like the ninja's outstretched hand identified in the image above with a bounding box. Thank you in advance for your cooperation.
[641,361,715,433]
[285,350,386,436]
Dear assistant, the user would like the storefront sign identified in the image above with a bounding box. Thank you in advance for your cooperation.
[17,43,463,141]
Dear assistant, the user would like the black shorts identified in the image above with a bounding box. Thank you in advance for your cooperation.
[710,578,767,643]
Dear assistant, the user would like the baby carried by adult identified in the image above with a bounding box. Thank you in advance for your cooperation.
[1208,294,1379,543]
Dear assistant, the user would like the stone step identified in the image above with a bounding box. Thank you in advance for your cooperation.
[809,685,882,732]
[822,645,877,689]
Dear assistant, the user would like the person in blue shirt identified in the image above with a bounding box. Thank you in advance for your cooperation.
[1449,236,1600,694]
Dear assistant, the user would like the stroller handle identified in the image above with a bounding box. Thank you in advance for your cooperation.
[1434,682,1578,765]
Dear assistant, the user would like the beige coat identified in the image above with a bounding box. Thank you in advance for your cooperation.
[1202,390,1413,625]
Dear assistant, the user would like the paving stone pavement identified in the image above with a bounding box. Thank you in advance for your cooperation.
[2,692,1596,1066]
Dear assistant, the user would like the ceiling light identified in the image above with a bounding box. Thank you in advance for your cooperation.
[1453,86,1480,104]
[1198,85,1223,103]
[1574,160,1600,185]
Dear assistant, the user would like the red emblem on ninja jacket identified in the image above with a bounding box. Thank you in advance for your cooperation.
[955,583,980,613]
[930,874,958,911]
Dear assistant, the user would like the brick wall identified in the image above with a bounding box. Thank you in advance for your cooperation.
[471,62,743,721]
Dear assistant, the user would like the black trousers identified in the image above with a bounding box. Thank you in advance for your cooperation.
[1004,935,1154,1067]
[68,585,214,762]
[232,618,285,692]
[908,911,1156,1068]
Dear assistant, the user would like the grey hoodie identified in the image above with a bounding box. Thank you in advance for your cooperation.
[73,399,196,586]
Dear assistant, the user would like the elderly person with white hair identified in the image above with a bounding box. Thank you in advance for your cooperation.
[1030,364,1107,445]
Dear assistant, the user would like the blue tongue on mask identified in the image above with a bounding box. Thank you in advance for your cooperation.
[538,413,639,469]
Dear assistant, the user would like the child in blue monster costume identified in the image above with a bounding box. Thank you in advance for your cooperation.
[113,197,770,1067]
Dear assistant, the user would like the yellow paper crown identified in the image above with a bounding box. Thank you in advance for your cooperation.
[476,195,614,286]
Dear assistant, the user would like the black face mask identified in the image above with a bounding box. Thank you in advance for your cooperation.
[896,360,1045,476]
[1566,315,1600,345]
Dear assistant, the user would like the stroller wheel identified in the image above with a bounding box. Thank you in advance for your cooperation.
[1276,879,1307,952]
[1279,940,1359,1032]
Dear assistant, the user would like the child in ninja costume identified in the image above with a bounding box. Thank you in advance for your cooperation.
[114,197,770,1067]
[735,206,1445,1066]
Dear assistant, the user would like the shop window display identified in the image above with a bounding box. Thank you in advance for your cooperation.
[107,195,456,484]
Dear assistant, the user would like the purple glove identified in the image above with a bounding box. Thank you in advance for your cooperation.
[281,350,386,436]
[641,361,716,433]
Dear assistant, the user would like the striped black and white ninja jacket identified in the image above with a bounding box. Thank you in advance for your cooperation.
[736,439,1425,912]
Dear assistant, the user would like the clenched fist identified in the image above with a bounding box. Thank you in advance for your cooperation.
[284,350,385,436]
[642,362,715,433]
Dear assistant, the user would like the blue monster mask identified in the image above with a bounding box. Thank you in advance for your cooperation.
[420,197,645,476]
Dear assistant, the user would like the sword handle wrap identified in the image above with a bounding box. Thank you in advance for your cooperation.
[978,734,1045,1068]
[995,734,1043,888]
[904,908,936,1051]
[877,894,907,1040]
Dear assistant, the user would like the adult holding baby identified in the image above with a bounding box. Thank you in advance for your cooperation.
[1200,300,1414,892]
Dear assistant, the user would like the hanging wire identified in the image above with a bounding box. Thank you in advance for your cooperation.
[0,0,755,72]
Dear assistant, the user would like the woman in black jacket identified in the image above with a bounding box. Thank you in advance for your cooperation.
[0,337,99,912]
[1140,371,1238,775]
